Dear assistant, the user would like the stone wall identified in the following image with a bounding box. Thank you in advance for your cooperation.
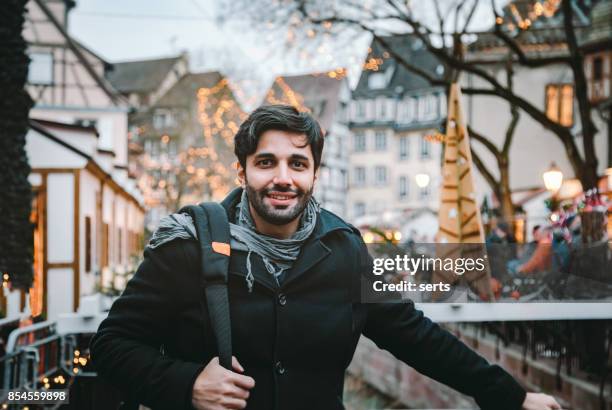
[347,324,612,410]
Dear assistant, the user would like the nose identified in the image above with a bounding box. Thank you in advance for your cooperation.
[273,162,292,187]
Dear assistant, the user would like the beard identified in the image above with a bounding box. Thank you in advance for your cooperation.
[245,182,313,226]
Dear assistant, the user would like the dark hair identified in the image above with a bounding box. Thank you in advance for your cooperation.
[234,104,325,170]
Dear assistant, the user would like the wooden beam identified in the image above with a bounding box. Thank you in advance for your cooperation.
[73,170,80,312]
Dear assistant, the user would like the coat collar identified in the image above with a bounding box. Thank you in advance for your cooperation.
[220,187,354,288]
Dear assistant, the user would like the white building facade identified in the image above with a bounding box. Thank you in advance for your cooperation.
[0,0,145,321]
[348,35,446,234]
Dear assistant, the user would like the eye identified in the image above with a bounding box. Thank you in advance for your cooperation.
[291,160,306,169]
[256,159,273,167]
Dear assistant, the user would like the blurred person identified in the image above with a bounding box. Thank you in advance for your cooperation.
[514,227,553,274]
[91,105,560,410]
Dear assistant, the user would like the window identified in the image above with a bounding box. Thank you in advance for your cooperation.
[85,217,92,273]
[593,56,603,81]
[169,140,178,156]
[74,118,97,128]
[117,228,122,264]
[418,95,437,121]
[354,202,366,217]
[102,223,109,268]
[423,94,437,120]
[153,109,176,129]
[28,52,53,85]
[589,55,608,101]
[374,166,387,186]
[545,84,573,127]
[401,97,416,123]
[353,167,366,187]
[356,100,366,117]
[420,136,431,159]
[374,131,387,151]
[399,176,409,199]
[353,132,366,152]
[151,140,160,157]
[368,73,387,89]
[340,169,347,189]
[377,98,386,119]
[419,184,430,200]
[399,136,409,160]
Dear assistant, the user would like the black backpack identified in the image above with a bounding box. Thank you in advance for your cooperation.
[179,202,233,370]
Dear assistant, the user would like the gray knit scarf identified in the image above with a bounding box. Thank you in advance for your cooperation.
[148,190,320,292]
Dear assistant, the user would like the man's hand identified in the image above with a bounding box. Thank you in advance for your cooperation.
[191,356,255,410]
[522,392,562,410]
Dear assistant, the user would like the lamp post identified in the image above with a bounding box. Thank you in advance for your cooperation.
[543,162,563,211]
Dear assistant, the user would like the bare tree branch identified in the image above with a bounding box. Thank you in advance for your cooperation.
[502,60,519,155]
[468,125,501,159]
[471,146,500,198]
[433,0,447,47]
[562,0,598,187]
[461,0,479,35]
[501,106,519,156]
[453,1,465,35]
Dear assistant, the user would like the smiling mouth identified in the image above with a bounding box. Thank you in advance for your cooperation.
[267,193,297,200]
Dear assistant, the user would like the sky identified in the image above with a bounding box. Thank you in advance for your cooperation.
[68,0,372,107]
[67,0,506,108]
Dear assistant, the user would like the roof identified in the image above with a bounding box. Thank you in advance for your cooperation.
[107,55,184,94]
[29,119,92,160]
[268,73,345,131]
[33,0,124,106]
[29,120,144,210]
[30,118,99,137]
[353,34,444,99]
[154,71,226,107]
[469,0,607,53]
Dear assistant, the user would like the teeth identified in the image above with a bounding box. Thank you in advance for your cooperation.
[270,194,292,200]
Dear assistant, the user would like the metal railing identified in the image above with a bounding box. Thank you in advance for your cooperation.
[466,320,612,410]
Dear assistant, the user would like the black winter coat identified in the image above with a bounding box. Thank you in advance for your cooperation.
[90,188,526,410]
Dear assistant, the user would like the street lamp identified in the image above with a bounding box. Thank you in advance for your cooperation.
[543,162,563,192]
[415,173,430,188]
[543,162,563,212]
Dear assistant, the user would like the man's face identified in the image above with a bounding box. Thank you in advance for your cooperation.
[238,130,317,226]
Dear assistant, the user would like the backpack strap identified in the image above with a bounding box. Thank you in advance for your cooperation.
[179,202,232,370]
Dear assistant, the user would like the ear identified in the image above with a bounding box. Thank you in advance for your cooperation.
[237,162,246,187]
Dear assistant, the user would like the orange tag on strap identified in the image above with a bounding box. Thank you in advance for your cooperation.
[211,241,231,256]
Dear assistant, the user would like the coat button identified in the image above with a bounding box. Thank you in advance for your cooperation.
[275,361,285,375]
[277,293,287,306]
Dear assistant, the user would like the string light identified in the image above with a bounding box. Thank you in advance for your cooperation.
[425,133,446,143]
[503,0,560,32]
[363,57,384,71]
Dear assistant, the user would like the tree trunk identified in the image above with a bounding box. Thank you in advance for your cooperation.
[0,0,34,289]
[498,158,514,226]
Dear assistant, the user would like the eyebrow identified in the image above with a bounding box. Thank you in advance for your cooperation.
[253,152,311,163]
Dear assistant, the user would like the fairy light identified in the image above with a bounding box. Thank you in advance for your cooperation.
[136,76,248,206]
[504,0,560,32]
[363,57,384,71]
[425,133,446,143]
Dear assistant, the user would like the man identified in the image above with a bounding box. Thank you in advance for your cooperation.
[91,105,561,410]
